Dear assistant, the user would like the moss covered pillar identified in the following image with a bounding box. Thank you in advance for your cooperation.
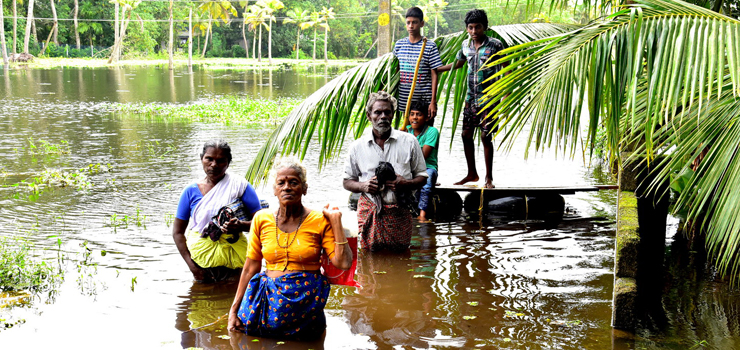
[612,154,670,330]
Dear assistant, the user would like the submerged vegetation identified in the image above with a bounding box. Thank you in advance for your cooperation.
[2,164,111,202]
[115,96,301,126]
[0,237,62,293]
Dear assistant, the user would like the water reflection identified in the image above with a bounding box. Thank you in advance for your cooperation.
[176,282,237,349]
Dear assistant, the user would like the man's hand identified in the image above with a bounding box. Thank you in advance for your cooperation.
[429,101,437,120]
[362,176,380,194]
[385,174,408,192]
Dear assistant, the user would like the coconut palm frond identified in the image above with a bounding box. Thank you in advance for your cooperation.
[483,0,740,280]
[245,53,399,185]
[484,0,740,161]
[630,78,740,279]
[245,23,574,184]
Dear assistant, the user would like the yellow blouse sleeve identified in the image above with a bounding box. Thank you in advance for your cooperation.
[246,210,267,261]
[321,216,336,259]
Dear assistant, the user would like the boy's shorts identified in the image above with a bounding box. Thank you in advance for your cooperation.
[463,103,498,136]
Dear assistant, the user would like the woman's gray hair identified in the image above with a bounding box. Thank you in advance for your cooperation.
[200,139,232,163]
[271,155,308,187]
[365,91,397,115]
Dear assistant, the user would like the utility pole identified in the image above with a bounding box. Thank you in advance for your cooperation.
[377,0,391,57]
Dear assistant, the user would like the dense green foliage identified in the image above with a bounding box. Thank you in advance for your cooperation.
[1,0,577,58]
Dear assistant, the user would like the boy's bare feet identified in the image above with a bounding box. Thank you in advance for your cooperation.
[418,210,429,222]
[484,177,495,189]
[454,175,479,185]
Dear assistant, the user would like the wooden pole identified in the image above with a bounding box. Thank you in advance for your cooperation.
[400,37,427,130]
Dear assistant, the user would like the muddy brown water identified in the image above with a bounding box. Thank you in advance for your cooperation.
[0,66,738,349]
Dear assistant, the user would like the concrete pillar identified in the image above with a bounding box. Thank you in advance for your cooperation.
[612,154,670,330]
[377,0,392,56]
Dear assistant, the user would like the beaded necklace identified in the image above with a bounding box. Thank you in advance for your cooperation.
[274,210,306,249]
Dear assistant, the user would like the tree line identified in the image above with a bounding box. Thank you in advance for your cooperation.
[0,0,571,61]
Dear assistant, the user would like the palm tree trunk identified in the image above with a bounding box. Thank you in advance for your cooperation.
[434,15,438,38]
[23,0,34,53]
[108,7,129,63]
[0,0,9,68]
[113,2,119,59]
[312,27,316,61]
[252,30,256,59]
[295,29,300,60]
[241,18,248,59]
[324,27,328,63]
[188,9,192,72]
[268,20,272,65]
[119,12,130,58]
[258,25,262,62]
[12,0,17,54]
[201,19,211,57]
[73,0,80,49]
[50,0,58,45]
[168,0,173,70]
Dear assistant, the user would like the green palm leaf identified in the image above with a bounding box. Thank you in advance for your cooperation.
[245,23,575,184]
[484,0,739,161]
[636,81,740,278]
[245,53,399,185]
[483,0,740,279]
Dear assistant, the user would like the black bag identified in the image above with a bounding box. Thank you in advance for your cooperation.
[200,199,248,244]
[374,162,419,216]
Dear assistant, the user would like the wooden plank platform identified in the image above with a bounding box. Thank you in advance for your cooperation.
[435,184,618,196]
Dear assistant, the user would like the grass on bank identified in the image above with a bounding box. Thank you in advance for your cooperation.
[114,96,301,126]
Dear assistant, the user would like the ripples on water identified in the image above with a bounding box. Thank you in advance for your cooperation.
[0,67,737,350]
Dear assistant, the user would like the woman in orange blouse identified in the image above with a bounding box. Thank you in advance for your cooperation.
[227,157,352,340]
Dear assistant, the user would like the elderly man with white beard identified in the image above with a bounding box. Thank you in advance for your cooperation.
[343,91,428,252]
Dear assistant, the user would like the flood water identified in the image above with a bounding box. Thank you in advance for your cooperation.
[0,65,738,349]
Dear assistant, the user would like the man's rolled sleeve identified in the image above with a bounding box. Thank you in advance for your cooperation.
[343,146,360,180]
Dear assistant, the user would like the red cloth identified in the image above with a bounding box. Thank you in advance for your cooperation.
[357,194,412,251]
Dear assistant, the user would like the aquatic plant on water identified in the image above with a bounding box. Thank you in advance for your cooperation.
[0,236,63,293]
[1,164,111,201]
[114,96,301,126]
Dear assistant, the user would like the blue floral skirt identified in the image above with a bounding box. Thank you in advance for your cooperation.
[237,271,330,340]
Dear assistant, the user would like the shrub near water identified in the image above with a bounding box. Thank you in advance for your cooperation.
[115,97,301,126]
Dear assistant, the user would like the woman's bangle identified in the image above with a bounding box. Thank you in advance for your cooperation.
[335,241,349,245]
